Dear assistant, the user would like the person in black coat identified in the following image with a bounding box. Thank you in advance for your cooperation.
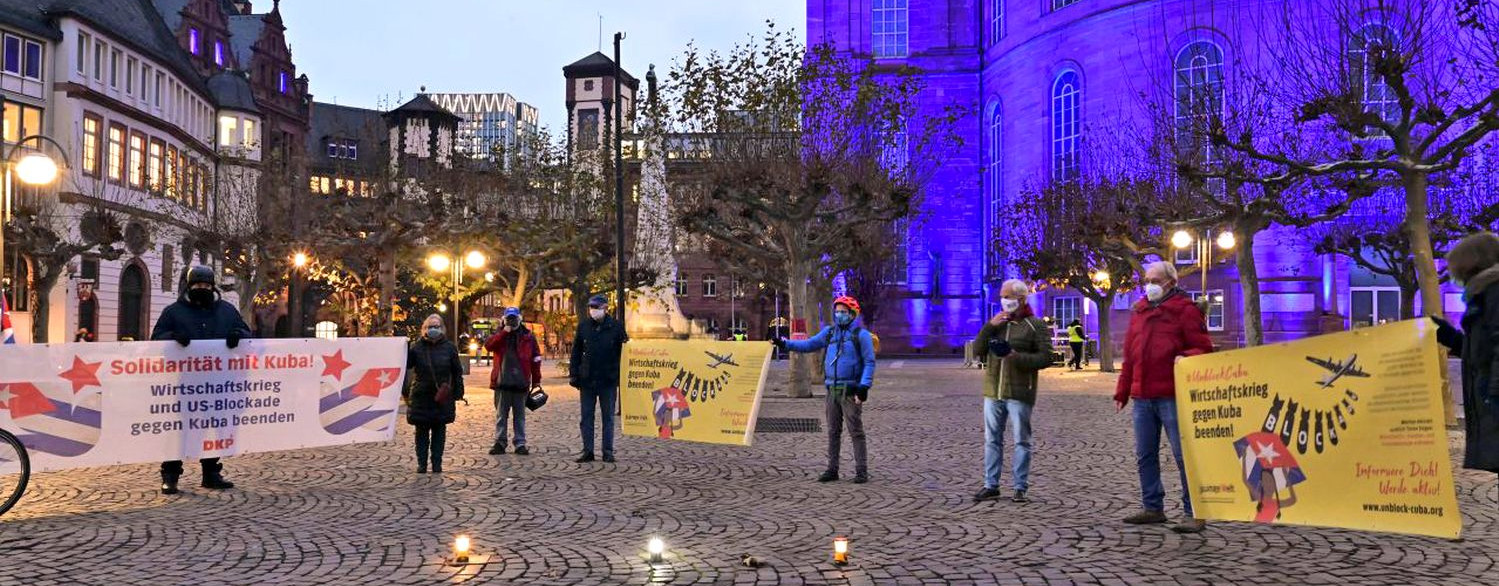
[405,314,464,473]
[1434,232,1499,476]
[150,265,253,495]
[570,295,628,463]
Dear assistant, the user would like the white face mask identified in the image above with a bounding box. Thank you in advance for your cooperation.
[1145,283,1166,302]
[1000,298,1020,313]
[589,308,606,321]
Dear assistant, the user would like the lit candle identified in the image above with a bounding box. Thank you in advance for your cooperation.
[454,535,471,564]
[647,537,665,563]
[832,536,849,565]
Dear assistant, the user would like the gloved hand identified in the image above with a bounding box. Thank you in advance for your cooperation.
[568,376,580,389]
[851,385,869,403]
[226,331,243,349]
[1430,316,1462,351]
[987,338,1012,357]
[772,337,787,350]
[173,332,192,348]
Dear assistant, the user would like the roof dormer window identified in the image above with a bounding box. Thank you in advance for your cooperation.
[213,41,224,67]
[189,29,200,55]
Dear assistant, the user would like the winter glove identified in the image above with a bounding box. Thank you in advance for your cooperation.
[987,338,1012,358]
[568,376,580,389]
[851,385,869,403]
[226,331,243,349]
[772,337,787,350]
[1429,316,1462,351]
[173,332,192,348]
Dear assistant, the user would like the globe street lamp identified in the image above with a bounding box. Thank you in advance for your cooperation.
[288,251,313,337]
[1171,228,1235,297]
[428,250,485,337]
[1,128,69,314]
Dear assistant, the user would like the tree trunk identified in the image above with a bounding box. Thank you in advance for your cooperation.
[1236,223,1264,347]
[1400,170,1455,425]
[1095,293,1116,372]
[30,271,62,343]
[784,258,815,398]
[375,251,397,336]
[1399,283,1418,320]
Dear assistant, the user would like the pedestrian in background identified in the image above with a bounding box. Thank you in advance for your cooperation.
[1066,319,1087,370]
[487,307,541,456]
[1434,232,1499,477]
[972,280,1052,503]
[150,265,251,494]
[571,295,628,463]
[1115,261,1214,533]
[405,314,464,473]
[776,296,876,484]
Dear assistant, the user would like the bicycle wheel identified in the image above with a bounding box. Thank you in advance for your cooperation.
[0,428,30,517]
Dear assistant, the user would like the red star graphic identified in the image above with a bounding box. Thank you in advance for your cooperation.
[661,387,687,410]
[58,356,103,394]
[321,350,353,381]
[348,368,403,398]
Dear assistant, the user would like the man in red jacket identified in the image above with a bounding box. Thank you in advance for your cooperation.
[1114,261,1215,534]
[486,307,543,455]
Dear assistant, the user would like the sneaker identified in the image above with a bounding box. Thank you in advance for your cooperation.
[1011,490,1029,503]
[575,453,595,463]
[972,487,1001,502]
[1123,510,1169,524]
[416,466,427,474]
[488,444,506,455]
[431,464,443,474]
[514,446,530,456]
[1171,519,1207,534]
[160,480,180,495]
[602,453,616,463]
[816,470,839,482]
[851,472,868,484]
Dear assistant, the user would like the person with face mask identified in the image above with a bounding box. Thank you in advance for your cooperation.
[149,265,253,495]
[774,296,877,483]
[570,295,628,463]
[971,280,1053,503]
[1432,232,1499,478]
[404,314,464,473]
[1114,261,1215,533]
[485,307,543,455]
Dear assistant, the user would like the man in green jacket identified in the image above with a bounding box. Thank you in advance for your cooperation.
[973,279,1054,503]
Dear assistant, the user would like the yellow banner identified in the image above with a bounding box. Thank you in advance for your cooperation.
[619,340,772,446]
[1176,320,1461,538]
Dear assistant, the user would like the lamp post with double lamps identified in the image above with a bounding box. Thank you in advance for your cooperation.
[1171,228,1236,300]
[0,116,67,320]
[427,250,486,338]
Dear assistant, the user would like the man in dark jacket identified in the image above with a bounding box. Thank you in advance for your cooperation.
[972,280,1053,503]
[150,265,252,495]
[571,295,628,463]
[1435,232,1499,476]
[486,307,542,455]
[1114,261,1215,533]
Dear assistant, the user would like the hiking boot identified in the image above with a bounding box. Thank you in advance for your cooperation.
[514,446,530,456]
[160,472,180,495]
[1171,519,1207,534]
[201,473,235,490]
[575,453,596,463]
[602,453,616,463]
[1123,510,1169,524]
[1011,490,1029,503]
[431,464,442,474]
[488,443,506,455]
[973,487,1001,502]
[417,465,427,474]
[850,472,868,484]
[816,470,839,482]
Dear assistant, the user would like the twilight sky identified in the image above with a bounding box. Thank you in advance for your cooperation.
[278,0,806,131]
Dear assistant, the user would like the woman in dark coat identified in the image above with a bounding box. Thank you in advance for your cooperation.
[405,314,465,473]
[1435,232,1499,476]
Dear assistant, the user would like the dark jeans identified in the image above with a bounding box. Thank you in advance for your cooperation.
[415,423,447,469]
[161,458,220,476]
[1068,342,1084,369]
[1133,398,1192,517]
[494,389,527,447]
[826,389,867,474]
[580,386,616,456]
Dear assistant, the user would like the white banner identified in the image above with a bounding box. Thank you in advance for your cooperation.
[0,338,408,473]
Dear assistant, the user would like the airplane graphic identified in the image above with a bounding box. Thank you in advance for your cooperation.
[704,351,740,369]
[1305,354,1371,388]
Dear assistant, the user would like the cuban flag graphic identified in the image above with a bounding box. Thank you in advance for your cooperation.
[319,367,401,435]
[1,291,15,344]
[0,381,103,457]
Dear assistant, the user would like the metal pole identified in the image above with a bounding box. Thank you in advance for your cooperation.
[1202,229,1210,295]
[454,258,462,339]
[613,32,626,326]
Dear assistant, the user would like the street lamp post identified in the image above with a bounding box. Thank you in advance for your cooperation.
[288,252,310,338]
[0,117,67,319]
[1171,228,1236,296]
[428,250,486,339]
[612,31,627,326]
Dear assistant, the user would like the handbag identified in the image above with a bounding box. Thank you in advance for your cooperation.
[424,345,455,405]
[525,387,549,411]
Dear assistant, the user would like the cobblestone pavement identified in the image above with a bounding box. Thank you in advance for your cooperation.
[1,359,1495,585]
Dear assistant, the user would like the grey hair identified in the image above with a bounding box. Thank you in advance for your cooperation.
[1145,261,1178,281]
[422,314,444,328]
[1000,279,1030,297]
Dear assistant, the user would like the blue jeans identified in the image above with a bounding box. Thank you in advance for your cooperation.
[580,386,616,456]
[1133,398,1193,517]
[983,398,1033,491]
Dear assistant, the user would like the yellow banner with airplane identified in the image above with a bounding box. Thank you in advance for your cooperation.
[1175,320,1461,538]
[619,339,772,446]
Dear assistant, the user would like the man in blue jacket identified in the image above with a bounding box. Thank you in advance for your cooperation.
[775,296,876,483]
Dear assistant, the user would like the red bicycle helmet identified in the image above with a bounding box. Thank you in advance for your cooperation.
[833,296,861,315]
